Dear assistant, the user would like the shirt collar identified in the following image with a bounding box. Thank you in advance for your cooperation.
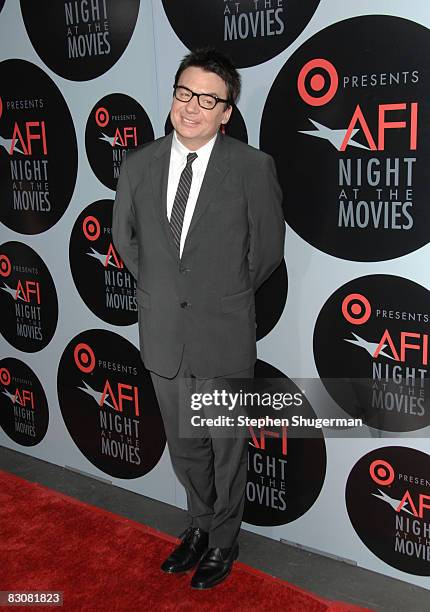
[172,130,217,167]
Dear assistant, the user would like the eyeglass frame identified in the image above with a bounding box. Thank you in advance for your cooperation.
[173,84,231,110]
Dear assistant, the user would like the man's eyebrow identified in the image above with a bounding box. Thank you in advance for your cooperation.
[179,84,221,97]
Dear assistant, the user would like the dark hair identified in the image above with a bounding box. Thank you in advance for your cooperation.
[174,47,241,106]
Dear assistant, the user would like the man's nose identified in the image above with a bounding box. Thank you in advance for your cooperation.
[185,95,200,112]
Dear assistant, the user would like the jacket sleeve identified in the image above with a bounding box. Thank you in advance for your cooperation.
[247,153,285,291]
[112,155,139,282]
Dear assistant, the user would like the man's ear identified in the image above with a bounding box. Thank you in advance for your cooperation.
[222,105,233,124]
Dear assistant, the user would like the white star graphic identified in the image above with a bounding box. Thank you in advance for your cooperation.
[1,283,24,301]
[372,489,414,515]
[86,247,121,269]
[344,332,394,360]
[99,132,125,148]
[0,135,24,155]
[77,380,114,409]
[2,387,18,404]
[299,119,370,151]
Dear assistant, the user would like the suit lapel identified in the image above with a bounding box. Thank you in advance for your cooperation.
[185,133,229,243]
[150,132,179,259]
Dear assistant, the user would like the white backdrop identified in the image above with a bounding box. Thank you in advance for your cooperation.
[1,0,430,590]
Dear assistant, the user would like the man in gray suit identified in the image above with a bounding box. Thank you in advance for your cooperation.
[112,48,284,589]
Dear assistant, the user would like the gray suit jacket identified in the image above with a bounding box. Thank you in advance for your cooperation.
[112,131,285,378]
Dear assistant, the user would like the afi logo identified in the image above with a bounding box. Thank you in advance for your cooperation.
[15,388,35,409]
[397,490,430,519]
[105,243,123,268]
[374,330,428,365]
[10,120,48,156]
[113,127,137,147]
[100,380,139,417]
[249,425,287,456]
[15,279,41,304]
[341,103,417,151]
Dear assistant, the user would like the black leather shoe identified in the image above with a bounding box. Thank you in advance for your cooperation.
[190,542,239,589]
[161,527,208,573]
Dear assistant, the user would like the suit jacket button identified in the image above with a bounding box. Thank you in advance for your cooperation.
[180,301,191,308]
[180,267,190,274]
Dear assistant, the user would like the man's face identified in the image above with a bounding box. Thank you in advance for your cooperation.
[170,66,232,150]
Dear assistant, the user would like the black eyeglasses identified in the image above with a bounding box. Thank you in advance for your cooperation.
[173,85,230,110]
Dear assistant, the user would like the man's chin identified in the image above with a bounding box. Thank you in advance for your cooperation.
[175,130,205,149]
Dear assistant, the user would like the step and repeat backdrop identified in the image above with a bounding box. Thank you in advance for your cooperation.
[1,0,429,590]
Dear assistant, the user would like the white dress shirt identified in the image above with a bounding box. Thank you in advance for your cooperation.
[167,130,217,257]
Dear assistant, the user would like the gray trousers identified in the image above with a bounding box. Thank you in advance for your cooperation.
[150,350,254,548]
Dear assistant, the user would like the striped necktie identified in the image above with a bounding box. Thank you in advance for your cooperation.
[169,152,198,252]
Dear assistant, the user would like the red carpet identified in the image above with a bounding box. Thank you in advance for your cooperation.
[0,470,373,611]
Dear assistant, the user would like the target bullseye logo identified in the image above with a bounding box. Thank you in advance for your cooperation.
[341,293,371,325]
[74,343,96,374]
[95,107,109,128]
[0,254,11,277]
[369,459,395,486]
[297,58,338,106]
[0,367,11,386]
[83,216,101,241]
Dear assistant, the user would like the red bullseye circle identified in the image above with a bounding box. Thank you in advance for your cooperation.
[0,367,11,386]
[369,459,395,486]
[310,74,325,91]
[95,106,109,128]
[0,254,11,277]
[342,293,371,325]
[297,58,338,106]
[82,216,100,241]
[74,343,96,373]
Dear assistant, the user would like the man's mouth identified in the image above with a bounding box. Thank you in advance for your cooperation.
[182,117,199,126]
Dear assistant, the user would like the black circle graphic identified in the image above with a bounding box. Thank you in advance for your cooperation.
[243,359,326,526]
[20,0,140,81]
[69,199,137,325]
[255,259,287,340]
[165,104,248,144]
[85,93,154,191]
[261,16,430,261]
[162,0,320,69]
[314,275,430,432]
[0,60,77,234]
[0,357,49,446]
[0,242,58,352]
[346,446,430,576]
[57,329,166,479]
